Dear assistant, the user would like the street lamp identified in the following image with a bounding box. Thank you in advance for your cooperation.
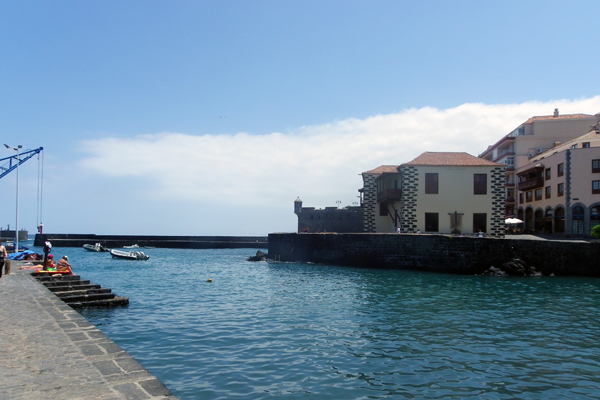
[4,144,22,253]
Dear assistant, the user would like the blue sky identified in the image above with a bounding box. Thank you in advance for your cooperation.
[1,1,599,236]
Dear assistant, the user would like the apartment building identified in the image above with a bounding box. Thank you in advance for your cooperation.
[515,125,600,236]
[479,110,599,217]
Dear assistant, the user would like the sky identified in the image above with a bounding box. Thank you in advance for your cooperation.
[1,0,600,236]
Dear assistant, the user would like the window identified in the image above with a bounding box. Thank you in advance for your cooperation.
[593,181,600,195]
[545,186,551,199]
[545,168,551,180]
[572,206,585,235]
[535,188,542,201]
[571,144,578,149]
[593,159,600,173]
[473,213,487,233]
[558,183,564,197]
[526,191,532,202]
[425,173,438,194]
[583,142,591,148]
[519,193,524,203]
[379,203,388,216]
[425,213,439,232]
[558,163,564,177]
[474,174,487,195]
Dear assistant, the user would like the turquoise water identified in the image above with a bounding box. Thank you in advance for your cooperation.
[37,245,600,399]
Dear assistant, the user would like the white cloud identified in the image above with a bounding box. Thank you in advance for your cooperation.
[78,97,600,211]
[18,96,595,235]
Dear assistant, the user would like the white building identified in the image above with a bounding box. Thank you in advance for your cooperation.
[361,152,505,236]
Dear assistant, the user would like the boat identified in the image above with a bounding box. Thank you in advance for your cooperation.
[5,242,29,252]
[123,244,140,248]
[110,249,150,260]
[83,243,109,252]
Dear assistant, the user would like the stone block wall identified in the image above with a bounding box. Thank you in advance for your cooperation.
[362,174,377,232]
[268,233,600,276]
[400,166,419,232]
[490,166,506,237]
[297,207,363,233]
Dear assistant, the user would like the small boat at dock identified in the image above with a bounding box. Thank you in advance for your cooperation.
[110,249,150,260]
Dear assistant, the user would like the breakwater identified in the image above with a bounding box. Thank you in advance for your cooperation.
[35,233,268,249]
[268,233,600,276]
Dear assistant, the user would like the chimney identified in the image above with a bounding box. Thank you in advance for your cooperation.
[553,108,559,117]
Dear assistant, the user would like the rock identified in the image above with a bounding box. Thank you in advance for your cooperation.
[483,258,543,277]
[247,250,268,262]
[482,266,508,276]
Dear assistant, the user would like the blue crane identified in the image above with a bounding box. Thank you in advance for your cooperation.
[0,147,44,180]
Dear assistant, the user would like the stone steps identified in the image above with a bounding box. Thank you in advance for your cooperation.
[31,272,129,308]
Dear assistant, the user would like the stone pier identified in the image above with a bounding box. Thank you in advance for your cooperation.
[0,265,179,400]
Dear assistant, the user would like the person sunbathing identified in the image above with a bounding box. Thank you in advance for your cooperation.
[45,254,56,269]
[56,255,72,272]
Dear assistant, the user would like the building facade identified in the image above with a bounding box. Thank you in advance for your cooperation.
[361,152,505,236]
[479,110,599,218]
[515,125,600,237]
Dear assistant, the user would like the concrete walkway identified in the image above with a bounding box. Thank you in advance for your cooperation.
[0,264,179,400]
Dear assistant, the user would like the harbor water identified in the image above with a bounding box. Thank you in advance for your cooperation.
[27,244,600,399]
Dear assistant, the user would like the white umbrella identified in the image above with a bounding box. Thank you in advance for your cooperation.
[505,218,523,224]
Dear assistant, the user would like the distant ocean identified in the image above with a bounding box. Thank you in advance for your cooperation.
[28,244,600,400]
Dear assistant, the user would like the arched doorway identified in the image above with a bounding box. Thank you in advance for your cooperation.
[591,206,600,232]
[544,208,553,233]
[555,207,565,233]
[572,206,585,236]
[534,209,544,232]
[517,209,524,220]
[525,208,534,232]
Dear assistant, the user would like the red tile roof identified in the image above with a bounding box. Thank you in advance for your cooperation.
[362,165,400,174]
[402,152,503,167]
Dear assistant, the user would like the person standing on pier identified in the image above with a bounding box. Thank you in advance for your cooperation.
[0,240,7,279]
[42,240,52,271]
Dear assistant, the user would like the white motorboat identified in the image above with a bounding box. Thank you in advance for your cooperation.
[110,249,150,260]
[83,243,108,252]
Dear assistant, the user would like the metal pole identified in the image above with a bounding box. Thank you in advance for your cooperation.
[4,144,22,253]
[15,145,20,253]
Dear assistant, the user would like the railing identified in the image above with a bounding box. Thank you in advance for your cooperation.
[377,188,402,202]
[517,176,545,191]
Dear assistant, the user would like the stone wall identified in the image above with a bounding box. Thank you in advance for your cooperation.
[490,166,506,236]
[296,207,363,233]
[268,233,600,276]
[361,173,377,232]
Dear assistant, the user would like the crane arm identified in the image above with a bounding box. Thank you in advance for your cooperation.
[0,147,44,180]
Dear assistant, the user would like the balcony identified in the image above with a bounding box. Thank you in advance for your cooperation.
[505,197,515,204]
[377,188,402,202]
[517,176,545,191]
